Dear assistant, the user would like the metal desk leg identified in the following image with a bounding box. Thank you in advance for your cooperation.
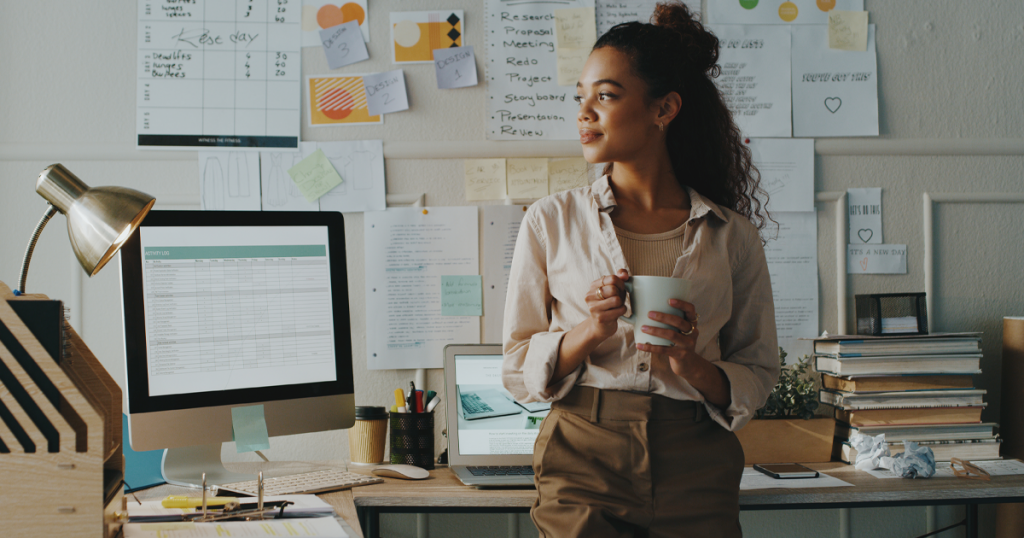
[357,506,379,538]
[966,503,978,538]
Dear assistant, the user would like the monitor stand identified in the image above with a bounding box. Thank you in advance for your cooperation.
[161,443,289,488]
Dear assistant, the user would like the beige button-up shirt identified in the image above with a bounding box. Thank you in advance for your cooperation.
[502,175,780,432]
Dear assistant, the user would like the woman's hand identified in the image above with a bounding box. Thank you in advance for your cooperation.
[584,269,630,343]
[636,299,699,377]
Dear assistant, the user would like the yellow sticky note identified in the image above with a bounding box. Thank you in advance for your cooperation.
[828,11,869,51]
[287,149,344,202]
[554,8,596,50]
[548,158,590,194]
[507,158,549,199]
[464,159,507,201]
[557,47,591,86]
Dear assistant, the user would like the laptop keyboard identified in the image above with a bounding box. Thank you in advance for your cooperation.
[461,393,494,414]
[467,465,534,476]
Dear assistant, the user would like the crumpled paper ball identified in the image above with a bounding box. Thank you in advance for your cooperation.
[885,441,936,479]
[850,433,890,471]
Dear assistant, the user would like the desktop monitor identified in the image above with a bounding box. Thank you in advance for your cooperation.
[120,210,354,487]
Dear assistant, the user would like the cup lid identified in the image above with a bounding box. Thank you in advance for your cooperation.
[355,406,389,419]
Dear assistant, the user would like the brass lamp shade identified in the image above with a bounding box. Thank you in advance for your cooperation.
[36,164,156,276]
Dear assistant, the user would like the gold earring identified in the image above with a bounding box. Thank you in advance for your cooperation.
[658,122,664,132]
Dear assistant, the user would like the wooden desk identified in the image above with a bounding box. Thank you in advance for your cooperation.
[350,463,1024,538]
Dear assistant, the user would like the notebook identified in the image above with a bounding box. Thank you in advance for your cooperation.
[443,344,549,487]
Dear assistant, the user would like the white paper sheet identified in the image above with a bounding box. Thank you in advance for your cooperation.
[364,207,480,369]
[848,187,882,244]
[708,0,864,25]
[137,0,300,150]
[792,24,878,137]
[123,517,348,538]
[847,244,907,274]
[596,0,700,37]
[434,46,479,89]
[866,459,1024,479]
[320,20,369,69]
[709,25,792,138]
[749,138,814,213]
[198,152,261,210]
[740,468,853,490]
[363,70,410,115]
[485,0,595,140]
[483,205,528,343]
[764,212,818,362]
[315,140,386,213]
[302,0,370,46]
[261,149,320,211]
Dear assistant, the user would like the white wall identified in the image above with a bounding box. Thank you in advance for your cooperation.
[2,1,1022,536]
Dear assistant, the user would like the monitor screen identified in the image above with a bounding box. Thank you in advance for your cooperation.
[121,210,354,484]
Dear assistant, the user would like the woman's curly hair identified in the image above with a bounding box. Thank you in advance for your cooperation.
[595,2,774,234]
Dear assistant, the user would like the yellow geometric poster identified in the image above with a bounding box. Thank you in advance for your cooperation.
[307,75,382,127]
[390,10,464,63]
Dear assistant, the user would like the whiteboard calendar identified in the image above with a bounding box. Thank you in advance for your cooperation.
[137,0,301,150]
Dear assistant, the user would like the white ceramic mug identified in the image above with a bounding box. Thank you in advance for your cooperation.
[620,276,692,346]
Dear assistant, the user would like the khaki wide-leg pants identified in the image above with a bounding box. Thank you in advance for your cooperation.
[532,386,745,538]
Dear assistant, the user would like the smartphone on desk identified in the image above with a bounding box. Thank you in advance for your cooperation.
[753,463,819,479]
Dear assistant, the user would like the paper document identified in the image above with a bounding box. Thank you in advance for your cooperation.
[314,140,387,213]
[137,0,300,149]
[482,205,528,343]
[596,0,700,37]
[261,150,320,211]
[123,517,348,537]
[127,495,335,518]
[749,138,814,213]
[848,188,882,244]
[791,24,878,137]
[364,207,480,369]
[740,468,853,490]
[708,0,864,25]
[485,0,595,140]
[709,25,792,138]
[199,152,261,210]
[764,212,818,361]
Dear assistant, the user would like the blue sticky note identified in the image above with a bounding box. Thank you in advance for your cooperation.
[122,414,165,491]
[441,275,483,316]
[231,404,271,453]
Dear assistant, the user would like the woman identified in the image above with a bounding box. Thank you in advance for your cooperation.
[502,3,780,536]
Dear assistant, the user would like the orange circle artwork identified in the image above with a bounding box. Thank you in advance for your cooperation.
[320,88,355,120]
[317,3,365,29]
[816,0,837,11]
[778,1,799,22]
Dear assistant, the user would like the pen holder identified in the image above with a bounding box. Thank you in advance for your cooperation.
[390,412,435,470]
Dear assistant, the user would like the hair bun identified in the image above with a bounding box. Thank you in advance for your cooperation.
[652,2,719,75]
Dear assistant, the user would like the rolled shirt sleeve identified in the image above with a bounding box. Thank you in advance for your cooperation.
[704,224,781,432]
[502,209,582,403]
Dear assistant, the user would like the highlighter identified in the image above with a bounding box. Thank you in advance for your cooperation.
[394,388,408,413]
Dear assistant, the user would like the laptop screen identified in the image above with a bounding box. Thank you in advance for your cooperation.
[455,354,550,455]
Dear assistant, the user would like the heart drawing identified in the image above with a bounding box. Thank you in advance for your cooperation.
[824,97,842,113]
[860,258,869,271]
[857,229,873,243]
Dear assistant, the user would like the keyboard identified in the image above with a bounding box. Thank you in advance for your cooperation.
[467,465,534,477]
[217,469,383,496]
[461,393,494,414]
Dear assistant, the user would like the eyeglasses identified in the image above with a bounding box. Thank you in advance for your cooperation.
[950,458,991,481]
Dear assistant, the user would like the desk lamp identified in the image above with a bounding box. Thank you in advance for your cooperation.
[14,163,156,294]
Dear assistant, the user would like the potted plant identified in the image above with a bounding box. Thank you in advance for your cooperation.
[733,348,836,464]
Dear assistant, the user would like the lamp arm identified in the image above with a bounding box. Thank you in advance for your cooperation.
[16,204,59,295]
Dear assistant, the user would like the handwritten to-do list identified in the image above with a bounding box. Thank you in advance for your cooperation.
[485,0,595,140]
[138,0,300,149]
[709,24,792,138]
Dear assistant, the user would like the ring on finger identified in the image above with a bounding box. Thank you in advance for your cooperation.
[692,312,700,324]
[596,288,605,300]
[681,323,695,336]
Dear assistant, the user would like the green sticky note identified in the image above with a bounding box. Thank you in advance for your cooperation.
[287,148,344,202]
[231,404,271,453]
[441,275,483,316]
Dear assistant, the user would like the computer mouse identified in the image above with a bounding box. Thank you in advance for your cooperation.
[372,464,430,480]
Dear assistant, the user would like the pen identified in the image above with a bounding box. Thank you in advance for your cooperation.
[407,381,416,412]
[415,390,424,413]
[425,394,441,413]
[425,390,436,403]
[394,388,408,413]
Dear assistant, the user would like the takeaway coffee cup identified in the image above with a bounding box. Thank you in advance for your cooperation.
[349,406,389,465]
[620,276,693,347]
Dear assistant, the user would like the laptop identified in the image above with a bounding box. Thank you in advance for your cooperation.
[444,344,550,487]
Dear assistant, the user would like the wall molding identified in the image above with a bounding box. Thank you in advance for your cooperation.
[3,138,1024,162]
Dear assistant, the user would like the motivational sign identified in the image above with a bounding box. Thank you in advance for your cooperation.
[362,69,409,115]
[319,20,368,69]
[434,46,478,89]
[792,24,878,137]
[848,187,882,244]
[847,244,907,274]
[709,24,792,138]
[485,0,595,140]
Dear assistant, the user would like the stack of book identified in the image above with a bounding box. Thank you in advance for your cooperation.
[813,332,1001,462]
